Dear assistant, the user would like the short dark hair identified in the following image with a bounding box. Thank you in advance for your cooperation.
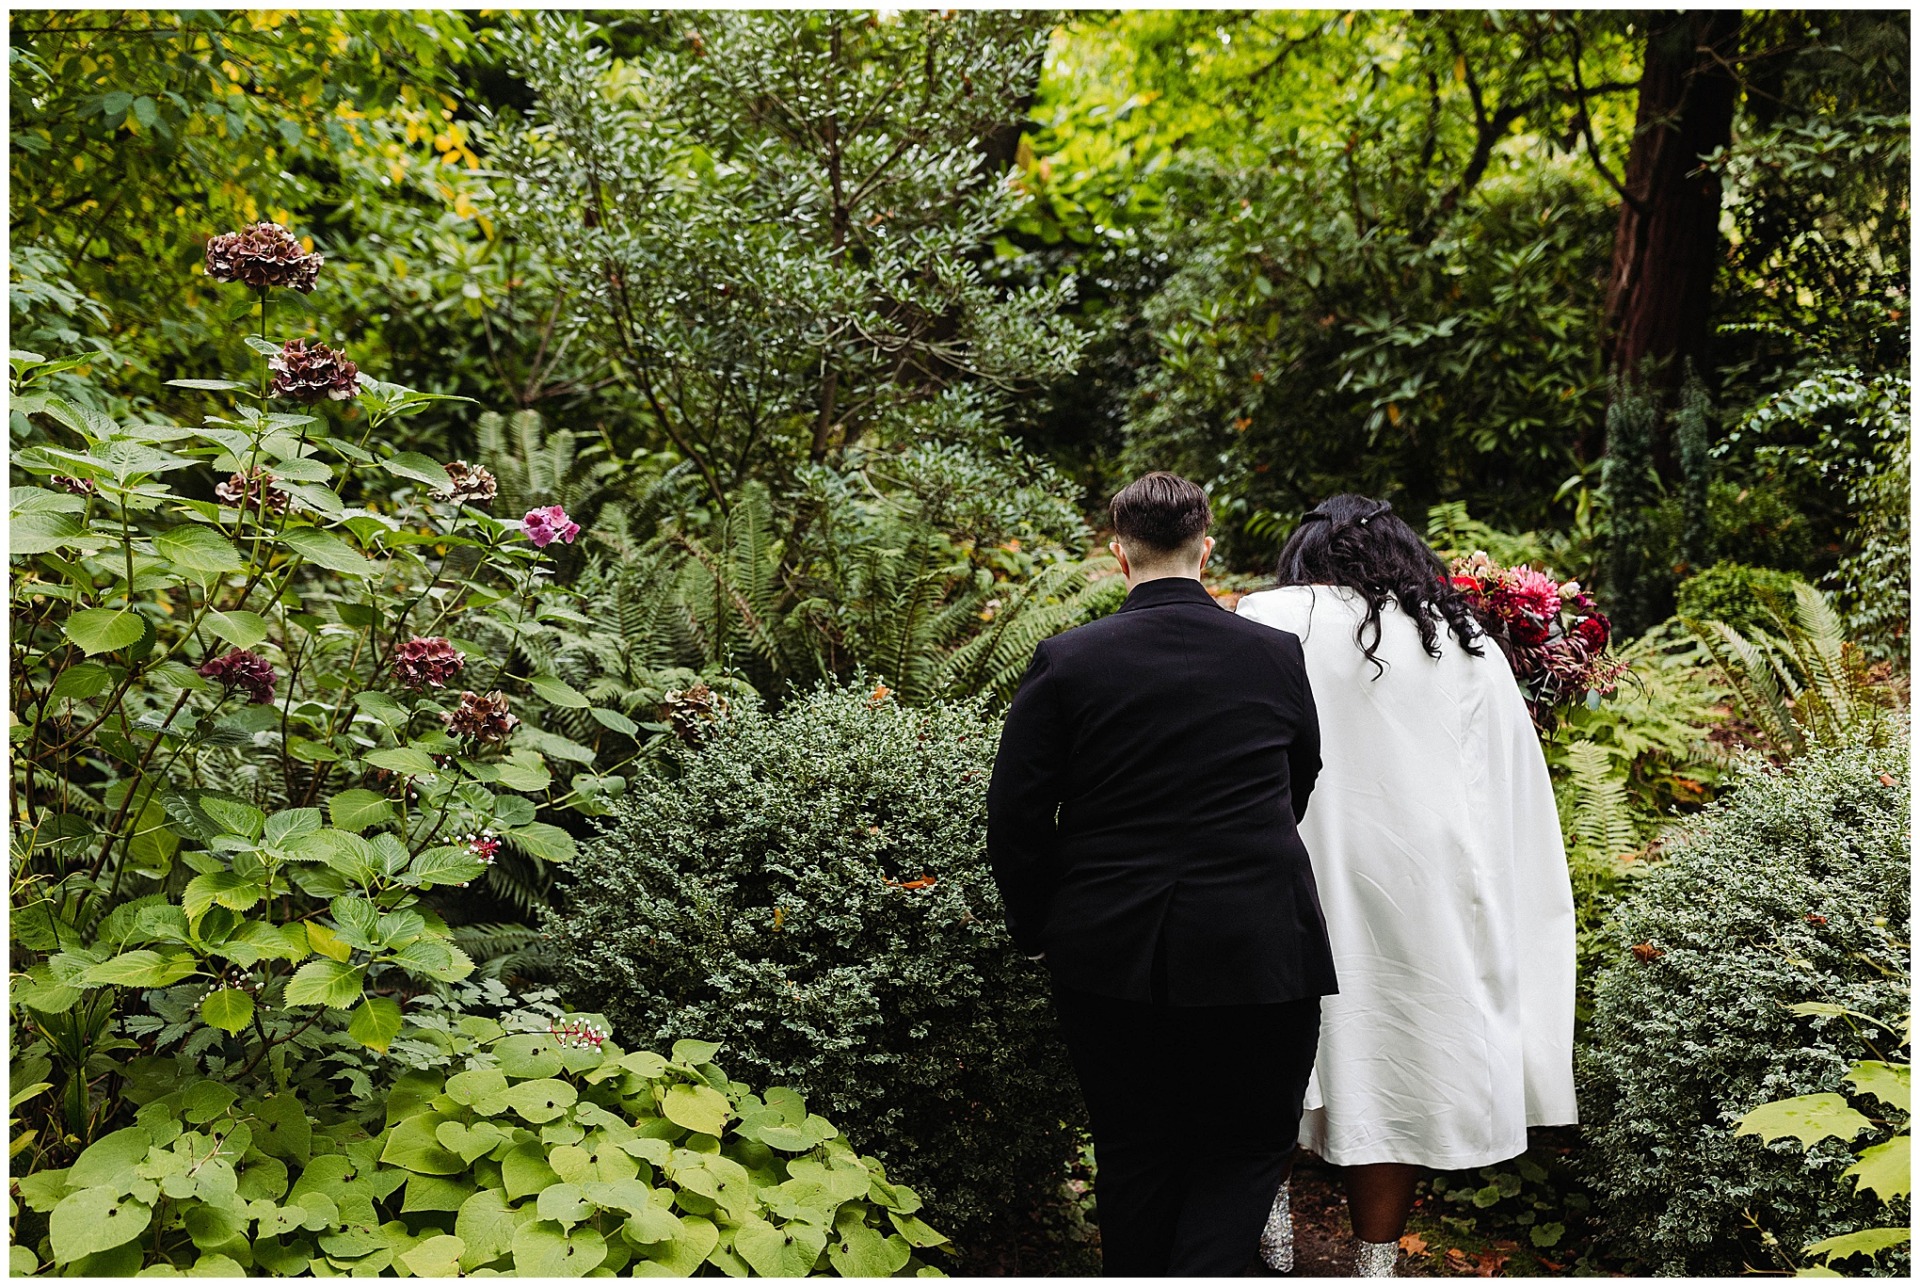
[1110,471,1212,558]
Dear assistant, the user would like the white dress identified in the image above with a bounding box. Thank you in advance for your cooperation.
[1236,585,1577,1169]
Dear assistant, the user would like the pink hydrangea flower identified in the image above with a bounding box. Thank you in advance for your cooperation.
[521,504,581,549]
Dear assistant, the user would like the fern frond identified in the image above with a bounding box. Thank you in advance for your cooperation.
[1564,739,1638,860]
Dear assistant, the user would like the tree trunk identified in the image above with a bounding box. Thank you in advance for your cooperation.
[1600,10,1742,470]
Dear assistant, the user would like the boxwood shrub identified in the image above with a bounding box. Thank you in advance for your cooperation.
[1580,731,1910,1274]
[547,680,1085,1267]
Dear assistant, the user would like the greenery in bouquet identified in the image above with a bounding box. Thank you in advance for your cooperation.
[1449,552,1629,731]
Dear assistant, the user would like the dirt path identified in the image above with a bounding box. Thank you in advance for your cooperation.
[1248,1153,1434,1278]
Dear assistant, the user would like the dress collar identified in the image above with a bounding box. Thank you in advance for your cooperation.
[1117,576,1222,613]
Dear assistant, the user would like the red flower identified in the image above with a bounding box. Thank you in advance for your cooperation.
[1508,615,1551,647]
[1573,614,1611,652]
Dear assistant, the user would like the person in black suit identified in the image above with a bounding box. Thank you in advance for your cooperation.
[988,471,1336,1276]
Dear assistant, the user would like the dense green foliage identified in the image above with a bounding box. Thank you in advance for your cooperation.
[549,682,1085,1270]
[9,6,1911,1276]
[1581,734,1911,1274]
[11,982,941,1276]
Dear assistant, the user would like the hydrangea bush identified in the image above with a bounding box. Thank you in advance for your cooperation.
[548,680,1087,1267]
[8,224,630,1205]
[1580,731,1910,1274]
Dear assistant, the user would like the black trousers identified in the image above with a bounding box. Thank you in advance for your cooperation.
[1053,984,1321,1277]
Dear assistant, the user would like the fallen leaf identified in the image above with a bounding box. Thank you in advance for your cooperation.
[1398,1232,1428,1256]
[1878,773,1896,787]
[1631,942,1663,962]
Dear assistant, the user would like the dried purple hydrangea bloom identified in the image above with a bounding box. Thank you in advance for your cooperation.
[204,222,323,293]
[391,636,467,691]
[268,338,360,403]
[198,648,277,705]
[435,461,499,507]
[443,690,518,743]
[214,467,290,517]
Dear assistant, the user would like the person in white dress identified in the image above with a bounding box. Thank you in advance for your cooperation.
[1234,495,1577,1277]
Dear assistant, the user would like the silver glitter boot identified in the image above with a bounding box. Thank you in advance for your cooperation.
[1352,1237,1400,1277]
[1257,1181,1293,1273]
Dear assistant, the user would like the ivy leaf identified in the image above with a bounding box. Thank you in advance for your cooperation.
[282,959,366,1009]
[200,988,255,1035]
[1735,1093,1874,1147]
[826,1222,911,1277]
[499,1079,578,1125]
[153,525,243,574]
[348,997,404,1053]
[69,1125,154,1189]
[455,1188,521,1269]
[63,607,145,656]
[735,1217,829,1277]
[381,1113,465,1175]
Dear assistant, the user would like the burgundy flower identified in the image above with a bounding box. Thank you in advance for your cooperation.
[1508,615,1552,648]
[51,475,97,497]
[443,690,518,743]
[464,831,501,864]
[1572,614,1611,653]
[521,504,581,549]
[391,636,466,691]
[435,461,498,507]
[268,338,360,404]
[198,648,276,705]
[204,222,323,293]
[214,467,290,517]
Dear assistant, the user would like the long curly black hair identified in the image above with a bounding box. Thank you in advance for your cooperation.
[1274,493,1485,677]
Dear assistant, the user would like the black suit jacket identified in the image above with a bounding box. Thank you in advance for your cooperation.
[986,576,1337,1006]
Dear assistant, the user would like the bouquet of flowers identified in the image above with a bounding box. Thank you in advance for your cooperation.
[1448,551,1628,731]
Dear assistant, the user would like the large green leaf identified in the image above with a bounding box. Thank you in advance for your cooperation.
[381,1113,466,1175]
[63,607,145,656]
[348,996,405,1052]
[512,1219,607,1276]
[81,949,198,989]
[68,1126,153,1190]
[182,871,267,919]
[456,1188,524,1269]
[11,510,97,555]
[527,673,591,708]
[400,1233,467,1278]
[202,610,269,649]
[154,524,243,573]
[1806,1226,1910,1264]
[509,822,577,863]
[660,1083,730,1138]
[327,788,395,833]
[1844,1061,1910,1113]
[200,988,255,1035]
[827,1218,912,1277]
[500,1078,578,1125]
[406,845,487,889]
[282,526,373,577]
[1843,1135,1911,1201]
[1736,1093,1874,1147]
[48,1186,152,1264]
[365,746,441,777]
[382,451,458,488]
[282,959,366,1009]
[734,1216,828,1277]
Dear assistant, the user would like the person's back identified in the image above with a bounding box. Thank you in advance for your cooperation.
[986,471,1335,1278]
[993,578,1335,1006]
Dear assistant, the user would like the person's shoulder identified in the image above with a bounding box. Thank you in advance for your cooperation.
[1235,585,1320,632]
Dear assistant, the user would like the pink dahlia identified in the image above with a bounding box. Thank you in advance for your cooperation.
[521,504,581,549]
[1507,567,1563,622]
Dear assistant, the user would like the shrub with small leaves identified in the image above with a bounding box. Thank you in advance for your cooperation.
[549,680,1086,1266]
[1581,731,1910,1274]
